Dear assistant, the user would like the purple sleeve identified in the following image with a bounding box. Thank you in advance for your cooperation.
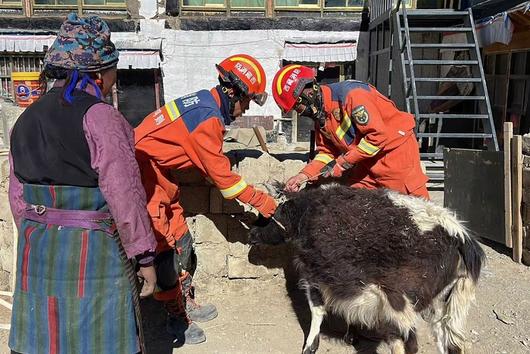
[83,103,157,260]
[8,152,25,229]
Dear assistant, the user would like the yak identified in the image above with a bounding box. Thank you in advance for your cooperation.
[249,184,484,354]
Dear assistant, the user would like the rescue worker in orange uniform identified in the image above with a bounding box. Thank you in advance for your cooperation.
[135,54,277,345]
[272,65,429,199]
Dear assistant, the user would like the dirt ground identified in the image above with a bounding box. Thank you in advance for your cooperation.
[1,239,527,354]
[0,191,529,354]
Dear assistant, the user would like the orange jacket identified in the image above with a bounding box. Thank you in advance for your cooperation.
[135,88,253,202]
[302,81,417,178]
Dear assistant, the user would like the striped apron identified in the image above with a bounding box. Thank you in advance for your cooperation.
[9,184,143,354]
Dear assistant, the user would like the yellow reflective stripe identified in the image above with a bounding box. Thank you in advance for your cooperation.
[276,65,301,95]
[230,56,262,84]
[335,113,352,140]
[165,100,181,121]
[357,138,380,156]
[314,154,333,164]
[220,179,248,199]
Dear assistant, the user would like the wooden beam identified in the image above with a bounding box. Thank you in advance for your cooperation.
[512,135,523,263]
[504,122,513,248]
[291,111,298,144]
[252,126,269,153]
[0,298,12,311]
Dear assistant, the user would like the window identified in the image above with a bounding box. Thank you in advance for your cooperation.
[116,69,162,128]
[275,0,318,8]
[182,0,265,9]
[182,0,224,7]
[33,0,125,8]
[0,0,22,6]
[324,0,362,9]
[0,54,44,100]
[231,0,264,8]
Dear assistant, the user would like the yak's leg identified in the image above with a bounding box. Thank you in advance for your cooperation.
[404,329,418,354]
[302,285,325,354]
[388,338,406,354]
[343,324,357,345]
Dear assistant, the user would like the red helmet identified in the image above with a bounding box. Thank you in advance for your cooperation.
[216,54,267,106]
[272,65,316,112]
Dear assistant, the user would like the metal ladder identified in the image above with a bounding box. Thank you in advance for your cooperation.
[391,5,499,182]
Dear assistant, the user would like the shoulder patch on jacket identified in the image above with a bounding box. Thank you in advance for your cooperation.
[175,90,223,133]
[352,105,369,126]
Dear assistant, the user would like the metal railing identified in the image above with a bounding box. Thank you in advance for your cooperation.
[369,0,415,23]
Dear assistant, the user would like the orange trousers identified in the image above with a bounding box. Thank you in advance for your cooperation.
[348,135,430,199]
[137,159,189,253]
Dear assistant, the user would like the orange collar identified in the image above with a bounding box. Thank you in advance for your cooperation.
[320,85,339,115]
[210,87,222,109]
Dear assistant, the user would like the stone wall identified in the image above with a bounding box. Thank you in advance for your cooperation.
[177,149,306,282]
[0,100,23,291]
[0,128,308,289]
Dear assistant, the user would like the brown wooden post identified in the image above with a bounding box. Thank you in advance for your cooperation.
[291,110,297,144]
[266,0,274,17]
[512,135,523,263]
[253,126,269,153]
[504,122,513,247]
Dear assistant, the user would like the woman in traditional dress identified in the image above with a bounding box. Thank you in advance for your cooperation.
[8,13,157,354]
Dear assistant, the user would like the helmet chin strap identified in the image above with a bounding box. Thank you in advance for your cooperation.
[221,85,241,120]
[299,84,325,127]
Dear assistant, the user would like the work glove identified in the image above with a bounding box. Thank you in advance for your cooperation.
[321,156,353,178]
[238,186,278,218]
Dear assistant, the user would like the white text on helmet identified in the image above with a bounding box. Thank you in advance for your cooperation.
[235,62,257,85]
[282,68,302,93]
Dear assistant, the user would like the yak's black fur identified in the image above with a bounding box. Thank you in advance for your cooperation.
[250,185,485,341]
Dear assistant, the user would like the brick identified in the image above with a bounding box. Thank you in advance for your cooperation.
[188,214,227,245]
[195,244,228,278]
[229,115,274,130]
[179,186,210,214]
[227,256,280,279]
[209,188,224,214]
[226,214,254,244]
[222,198,246,214]
[170,168,207,186]
[229,241,249,258]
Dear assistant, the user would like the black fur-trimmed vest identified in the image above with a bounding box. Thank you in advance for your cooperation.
[11,88,102,187]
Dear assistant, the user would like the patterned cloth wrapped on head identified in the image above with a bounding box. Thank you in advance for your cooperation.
[44,13,119,72]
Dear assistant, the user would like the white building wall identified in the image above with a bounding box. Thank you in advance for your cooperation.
[113,21,359,120]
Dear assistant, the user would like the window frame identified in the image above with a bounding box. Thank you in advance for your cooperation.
[32,0,126,10]
[0,0,23,8]
[179,0,268,11]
